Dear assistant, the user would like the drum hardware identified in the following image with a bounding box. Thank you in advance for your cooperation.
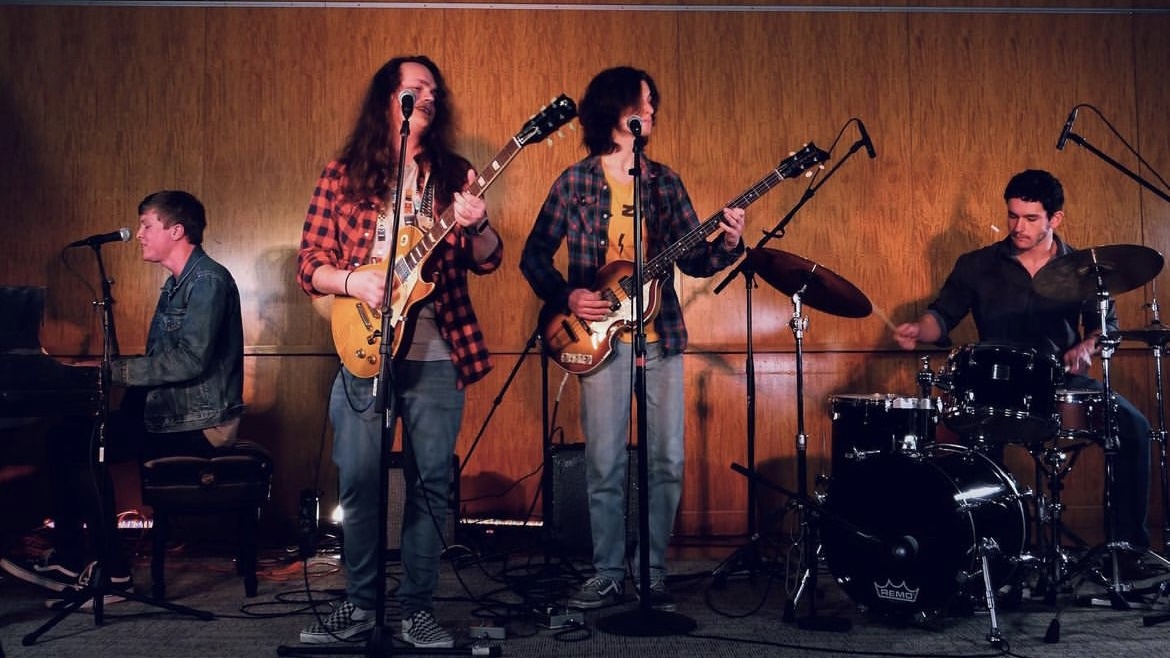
[1032,245,1170,630]
[1028,438,1092,605]
[977,537,1006,647]
[739,249,870,632]
[1118,297,1170,556]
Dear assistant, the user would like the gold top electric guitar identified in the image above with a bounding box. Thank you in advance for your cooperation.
[332,95,577,378]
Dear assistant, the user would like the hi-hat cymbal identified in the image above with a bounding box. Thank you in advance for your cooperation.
[1119,323,1170,346]
[744,248,872,318]
[1033,244,1164,302]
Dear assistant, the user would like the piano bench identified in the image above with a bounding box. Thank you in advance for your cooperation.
[140,440,273,599]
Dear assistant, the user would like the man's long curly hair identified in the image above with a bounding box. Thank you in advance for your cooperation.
[338,55,468,206]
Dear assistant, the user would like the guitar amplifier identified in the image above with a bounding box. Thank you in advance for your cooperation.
[386,452,459,555]
[547,443,638,555]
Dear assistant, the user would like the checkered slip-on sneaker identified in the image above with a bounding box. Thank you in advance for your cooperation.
[401,610,454,648]
[299,601,375,644]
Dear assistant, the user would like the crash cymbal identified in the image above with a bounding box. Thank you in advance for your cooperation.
[1033,244,1164,302]
[1119,323,1170,346]
[744,248,872,318]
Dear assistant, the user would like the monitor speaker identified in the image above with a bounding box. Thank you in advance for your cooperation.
[547,443,638,554]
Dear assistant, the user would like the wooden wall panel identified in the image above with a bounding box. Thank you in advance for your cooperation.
[1,4,1166,548]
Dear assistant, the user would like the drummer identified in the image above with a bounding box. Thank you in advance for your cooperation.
[892,169,1159,579]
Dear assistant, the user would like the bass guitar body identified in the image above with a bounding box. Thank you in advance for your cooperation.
[539,259,663,376]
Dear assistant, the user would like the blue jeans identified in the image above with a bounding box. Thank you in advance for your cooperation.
[579,341,684,584]
[1065,374,1152,548]
[330,361,463,614]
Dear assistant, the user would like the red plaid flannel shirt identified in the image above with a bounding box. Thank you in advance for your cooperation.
[298,160,502,388]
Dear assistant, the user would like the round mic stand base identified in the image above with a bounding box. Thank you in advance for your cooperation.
[595,607,697,637]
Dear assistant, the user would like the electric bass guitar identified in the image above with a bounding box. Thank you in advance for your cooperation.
[539,143,829,375]
[331,95,577,378]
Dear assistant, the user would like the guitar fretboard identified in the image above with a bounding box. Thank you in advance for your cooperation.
[394,138,524,282]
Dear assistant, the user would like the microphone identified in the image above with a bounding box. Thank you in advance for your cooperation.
[857,119,877,159]
[66,227,132,248]
[625,115,643,136]
[1056,106,1079,150]
[398,88,417,119]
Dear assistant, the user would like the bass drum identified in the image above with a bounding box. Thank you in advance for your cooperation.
[821,444,1027,617]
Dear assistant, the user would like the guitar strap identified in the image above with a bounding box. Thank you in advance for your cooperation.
[372,165,434,264]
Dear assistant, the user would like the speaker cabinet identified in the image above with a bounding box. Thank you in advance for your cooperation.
[386,452,458,554]
[547,443,638,555]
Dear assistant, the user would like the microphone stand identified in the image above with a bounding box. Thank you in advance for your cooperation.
[708,137,868,614]
[596,125,696,637]
[24,244,213,646]
[1063,131,1170,203]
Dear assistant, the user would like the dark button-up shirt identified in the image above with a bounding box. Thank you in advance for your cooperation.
[926,235,1115,360]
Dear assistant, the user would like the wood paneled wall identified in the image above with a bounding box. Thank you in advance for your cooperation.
[2,3,1168,548]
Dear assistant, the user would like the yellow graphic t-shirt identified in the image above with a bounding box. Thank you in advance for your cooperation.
[604,172,659,344]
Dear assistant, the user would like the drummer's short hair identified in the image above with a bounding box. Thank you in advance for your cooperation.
[1003,169,1064,216]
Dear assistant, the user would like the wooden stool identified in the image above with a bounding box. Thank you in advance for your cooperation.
[140,440,272,599]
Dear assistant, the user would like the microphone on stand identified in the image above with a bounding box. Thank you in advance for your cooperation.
[398,88,417,120]
[1056,106,1079,150]
[625,115,643,137]
[66,228,132,248]
[856,119,877,159]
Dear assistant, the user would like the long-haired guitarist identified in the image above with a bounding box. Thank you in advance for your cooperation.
[520,66,745,611]
[295,55,501,648]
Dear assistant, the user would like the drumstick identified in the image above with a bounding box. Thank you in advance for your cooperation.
[870,302,899,333]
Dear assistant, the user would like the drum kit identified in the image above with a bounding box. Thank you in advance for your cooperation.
[736,243,1170,643]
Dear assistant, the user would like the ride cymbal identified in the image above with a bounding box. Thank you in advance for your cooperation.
[1033,244,1164,302]
[744,247,872,318]
[1119,323,1170,346]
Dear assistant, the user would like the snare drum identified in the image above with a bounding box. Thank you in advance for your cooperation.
[830,394,937,472]
[942,344,1062,443]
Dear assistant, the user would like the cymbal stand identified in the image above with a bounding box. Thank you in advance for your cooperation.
[783,283,850,632]
[1045,260,1135,619]
[1139,297,1170,556]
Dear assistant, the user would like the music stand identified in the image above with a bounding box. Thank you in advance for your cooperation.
[23,243,213,646]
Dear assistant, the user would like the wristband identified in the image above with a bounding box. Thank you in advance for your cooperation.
[465,219,490,236]
[344,271,353,296]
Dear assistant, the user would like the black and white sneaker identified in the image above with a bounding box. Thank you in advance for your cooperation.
[568,575,624,609]
[1,550,83,592]
[299,601,375,644]
[401,610,454,648]
[636,579,677,612]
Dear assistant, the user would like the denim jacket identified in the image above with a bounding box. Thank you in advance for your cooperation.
[110,247,245,433]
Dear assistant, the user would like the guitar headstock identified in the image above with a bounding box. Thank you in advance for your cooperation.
[517,94,577,147]
[779,142,830,178]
